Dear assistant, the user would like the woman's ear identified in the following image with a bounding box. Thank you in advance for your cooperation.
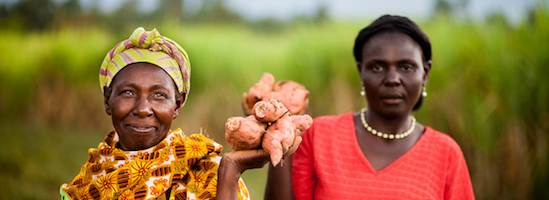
[423,60,432,86]
[104,86,112,115]
[173,92,185,119]
[356,62,363,72]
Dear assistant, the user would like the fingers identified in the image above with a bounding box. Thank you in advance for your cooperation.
[224,149,271,173]
[283,135,302,159]
[282,130,303,159]
[281,140,290,154]
[295,129,303,137]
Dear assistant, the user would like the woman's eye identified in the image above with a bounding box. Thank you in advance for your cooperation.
[372,65,383,71]
[121,90,133,95]
[402,65,414,71]
[153,93,167,98]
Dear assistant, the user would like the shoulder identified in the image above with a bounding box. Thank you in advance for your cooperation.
[300,112,355,145]
[302,112,353,136]
[423,126,463,152]
[311,112,354,128]
[422,126,466,163]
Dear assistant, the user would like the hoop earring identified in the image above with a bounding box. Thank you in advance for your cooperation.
[422,85,427,97]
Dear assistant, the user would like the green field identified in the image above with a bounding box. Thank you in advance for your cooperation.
[0,7,548,200]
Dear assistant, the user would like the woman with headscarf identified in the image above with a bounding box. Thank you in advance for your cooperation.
[60,27,284,200]
[264,15,475,199]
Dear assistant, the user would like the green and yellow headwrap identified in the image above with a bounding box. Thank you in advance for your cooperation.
[99,27,191,104]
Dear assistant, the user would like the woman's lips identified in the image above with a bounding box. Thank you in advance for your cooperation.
[127,125,157,133]
[381,97,403,104]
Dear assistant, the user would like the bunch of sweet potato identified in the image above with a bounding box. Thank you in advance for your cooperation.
[225,73,312,166]
[242,72,309,116]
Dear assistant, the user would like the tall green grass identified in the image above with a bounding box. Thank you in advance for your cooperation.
[0,9,548,199]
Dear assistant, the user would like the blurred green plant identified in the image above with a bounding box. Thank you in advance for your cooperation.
[0,4,548,200]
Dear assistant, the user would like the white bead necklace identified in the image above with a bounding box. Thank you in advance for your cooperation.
[360,108,416,140]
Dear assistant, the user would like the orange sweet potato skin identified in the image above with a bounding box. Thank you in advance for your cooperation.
[242,72,309,116]
[289,115,313,132]
[243,73,275,113]
[252,98,289,123]
[231,73,313,166]
[225,115,267,151]
[263,117,295,166]
[272,80,309,115]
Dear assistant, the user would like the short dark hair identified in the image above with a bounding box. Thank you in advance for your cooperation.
[353,15,431,62]
[353,15,431,111]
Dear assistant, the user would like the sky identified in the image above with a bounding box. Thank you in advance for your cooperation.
[223,0,542,24]
[2,0,544,24]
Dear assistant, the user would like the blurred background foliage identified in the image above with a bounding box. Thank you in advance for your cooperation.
[0,0,548,199]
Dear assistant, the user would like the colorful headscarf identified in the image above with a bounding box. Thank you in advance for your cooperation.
[99,27,191,104]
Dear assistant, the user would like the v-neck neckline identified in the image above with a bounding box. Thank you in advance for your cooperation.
[347,113,429,175]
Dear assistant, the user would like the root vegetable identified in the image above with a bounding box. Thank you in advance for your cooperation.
[242,73,309,116]
[289,115,313,132]
[243,73,275,114]
[225,115,267,151]
[235,73,313,166]
[263,117,295,166]
[272,80,309,115]
[252,98,289,123]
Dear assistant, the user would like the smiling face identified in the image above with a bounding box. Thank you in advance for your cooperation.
[104,62,184,151]
[357,31,430,118]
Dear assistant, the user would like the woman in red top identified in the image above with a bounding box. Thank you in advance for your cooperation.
[264,15,475,199]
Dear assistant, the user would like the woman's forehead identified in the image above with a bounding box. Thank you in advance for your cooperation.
[111,63,177,90]
[361,32,423,61]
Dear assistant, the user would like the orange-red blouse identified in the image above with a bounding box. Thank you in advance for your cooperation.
[292,113,475,200]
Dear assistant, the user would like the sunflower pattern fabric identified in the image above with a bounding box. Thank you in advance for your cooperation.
[60,129,250,200]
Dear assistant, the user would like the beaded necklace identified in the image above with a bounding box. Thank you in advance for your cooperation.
[360,108,416,139]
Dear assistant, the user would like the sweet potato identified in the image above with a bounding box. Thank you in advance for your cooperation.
[225,113,313,166]
[225,115,267,151]
[243,73,275,114]
[272,80,309,115]
[263,117,295,166]
[252,98,289,123]
[242,73,309,116]
[289,115,313,132]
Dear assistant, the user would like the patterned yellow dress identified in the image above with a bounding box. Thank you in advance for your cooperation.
[60,128,250,200]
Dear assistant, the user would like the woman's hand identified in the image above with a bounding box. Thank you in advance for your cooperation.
[217,134,302,200]
[223,149,270,174]
[222,133,302,173]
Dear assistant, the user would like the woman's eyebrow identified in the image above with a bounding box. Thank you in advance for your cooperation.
[397,59,418,64]
[149,84,170,90]
[365,59,388,64]
[115,81,136,88]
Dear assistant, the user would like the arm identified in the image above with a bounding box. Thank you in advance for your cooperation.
[264,128,304,200]
[444,144,475,200]
[290,124,317,200]
[265,155,295,200]
[219,134,303,200]
[217,150,270,200]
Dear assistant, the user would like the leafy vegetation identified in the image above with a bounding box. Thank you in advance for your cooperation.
[0,0,547,199]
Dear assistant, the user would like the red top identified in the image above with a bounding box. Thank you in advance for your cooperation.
[292,113,475,200]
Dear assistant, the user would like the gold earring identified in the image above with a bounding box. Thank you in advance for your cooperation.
[422,85,427,97]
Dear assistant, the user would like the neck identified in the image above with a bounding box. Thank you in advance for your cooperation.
[364,108,413,134]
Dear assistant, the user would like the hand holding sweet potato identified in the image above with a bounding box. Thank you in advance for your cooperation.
[226,98,312,166]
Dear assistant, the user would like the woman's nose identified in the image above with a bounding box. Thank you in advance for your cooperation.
[384,67,401,86]
[133,96,153,117]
